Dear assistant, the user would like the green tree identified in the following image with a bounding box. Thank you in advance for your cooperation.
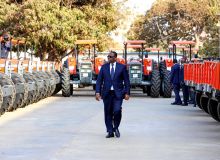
[0,0,123,61]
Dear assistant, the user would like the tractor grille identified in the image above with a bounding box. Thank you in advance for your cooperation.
[79,62,92,84]
[129,64,142,84]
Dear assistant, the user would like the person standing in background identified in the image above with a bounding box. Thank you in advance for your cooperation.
[170,59,182,105]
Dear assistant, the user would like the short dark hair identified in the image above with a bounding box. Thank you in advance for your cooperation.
[110,51,117,57]
[173,59,177,63]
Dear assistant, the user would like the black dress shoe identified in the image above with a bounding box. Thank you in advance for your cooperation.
[115,129,120,138]
[181,103,188,106]
[171,102,177,105]
[106,132,114,138]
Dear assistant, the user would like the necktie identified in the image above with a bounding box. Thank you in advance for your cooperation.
[110,63,114,80]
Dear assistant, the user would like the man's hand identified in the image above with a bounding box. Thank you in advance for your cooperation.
[124,94,130,100]
[95,93,101,101]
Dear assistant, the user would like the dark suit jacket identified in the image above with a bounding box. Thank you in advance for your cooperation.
[179,64,184,84]
[96,62,130,99]
[170,63,181,84]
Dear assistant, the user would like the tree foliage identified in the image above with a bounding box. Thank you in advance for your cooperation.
[0,0,122,61]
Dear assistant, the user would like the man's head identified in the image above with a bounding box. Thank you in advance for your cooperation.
[173,59,178,64]
[107,51,117,63]
[3,34,9,42]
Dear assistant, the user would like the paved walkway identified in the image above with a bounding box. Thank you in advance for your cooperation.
[0,93,219,160]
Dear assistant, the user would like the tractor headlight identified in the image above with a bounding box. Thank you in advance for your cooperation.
[98,66,101,71]
[130,70,136,73]
[147,66,152,71]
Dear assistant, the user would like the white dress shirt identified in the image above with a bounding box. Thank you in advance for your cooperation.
[110,62,116,90]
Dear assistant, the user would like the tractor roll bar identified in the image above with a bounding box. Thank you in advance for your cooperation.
[124,41,145,65]
[170,41,196,61]
[145,48,160,65]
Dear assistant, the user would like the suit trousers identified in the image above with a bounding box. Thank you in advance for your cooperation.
[182,84,189,104]
[103,90,123,133]
[173,84,182,104]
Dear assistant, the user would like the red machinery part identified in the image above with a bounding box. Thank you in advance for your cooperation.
[68,57,77,75]
[165,59,173,70]
[94,57,104,74]
[117,57,125,65]
[143,58,152,75]
[213,62,220,90]
[125,40,146,44]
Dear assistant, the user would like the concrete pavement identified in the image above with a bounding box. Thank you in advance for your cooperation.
[0,92,219,160]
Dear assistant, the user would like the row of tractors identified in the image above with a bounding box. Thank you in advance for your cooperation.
[61,40,173,98]
[0,37,61,116]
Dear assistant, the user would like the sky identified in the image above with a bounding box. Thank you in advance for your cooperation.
[125,0,157,15]
[111,0,157,46]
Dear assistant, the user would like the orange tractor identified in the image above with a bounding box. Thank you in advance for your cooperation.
[145,47,172,98]
[124,40,161,97]
[61,40,105,97]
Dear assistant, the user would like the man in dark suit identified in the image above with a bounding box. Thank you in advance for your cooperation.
[95,51,130,138]
[179,58,189,106]
[170,59,182,105]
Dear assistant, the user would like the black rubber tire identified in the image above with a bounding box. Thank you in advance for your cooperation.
[195,91,202,109]
[45,71,56,96]
[217,103,220,121]
[200,95,209,114]
[52,70,62,95]
[23,73,40,106]
[29,73,41,103]
[32,71,48,100]
[11,73,28,109]
[61,67,71,97]
[161,70,172,98]
[0,74,16,112]
[152,61,158,70]
[207,98,220,122]
[150,70,161,98]
[159,60,167,74]
[40,72,51,97]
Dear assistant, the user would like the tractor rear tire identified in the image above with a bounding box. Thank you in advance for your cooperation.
[11,73,28,109]
[23,73,37,105]
[150,70,161,98]
[0,74,16,112]
[195,91,202,109]
[61,67,71,97]
[217,103,220,121]
[161,70,172,98]
[207,98,219,122]
[200,95,209,114]
[52,70,62,95]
